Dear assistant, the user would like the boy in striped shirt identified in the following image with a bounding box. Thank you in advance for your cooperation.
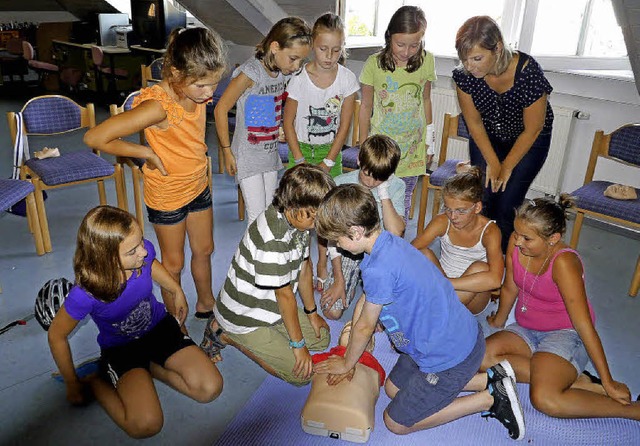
[201,164,335,386]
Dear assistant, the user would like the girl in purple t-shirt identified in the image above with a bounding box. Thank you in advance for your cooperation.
[48,206,222,438]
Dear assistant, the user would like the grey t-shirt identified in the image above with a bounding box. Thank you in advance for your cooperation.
[231,57,286,181]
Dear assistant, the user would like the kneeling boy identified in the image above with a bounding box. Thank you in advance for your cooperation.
[202,164,334,386]
[313,184,526,440]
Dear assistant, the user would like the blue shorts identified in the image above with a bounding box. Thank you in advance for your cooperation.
[146,186,212,225]
[504,323,589,374]
[386,324,485,427]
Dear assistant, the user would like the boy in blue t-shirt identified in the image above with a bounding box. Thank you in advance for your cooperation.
[314,184,526,440]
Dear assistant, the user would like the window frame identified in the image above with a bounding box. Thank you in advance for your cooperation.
[341,0,631,72]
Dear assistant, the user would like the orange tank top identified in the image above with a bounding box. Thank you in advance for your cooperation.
[133,85,208,211]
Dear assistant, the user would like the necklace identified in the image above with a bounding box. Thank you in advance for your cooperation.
[520,250,553,313]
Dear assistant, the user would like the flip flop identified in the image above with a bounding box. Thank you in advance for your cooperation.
[200,315,225,359]
[315,277,327,292]
[195,310,214,320]
[582,370,602,385]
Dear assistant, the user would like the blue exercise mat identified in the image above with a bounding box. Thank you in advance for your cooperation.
[216,320,640,445]
[52,357,99,383]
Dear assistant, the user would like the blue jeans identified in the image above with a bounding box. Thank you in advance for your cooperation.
[469,131,551,252]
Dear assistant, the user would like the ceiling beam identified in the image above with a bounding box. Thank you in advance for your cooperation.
[227,0,287,36]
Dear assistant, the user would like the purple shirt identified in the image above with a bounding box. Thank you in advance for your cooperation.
[64,239,167,348]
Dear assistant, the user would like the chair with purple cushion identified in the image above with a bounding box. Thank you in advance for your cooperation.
[416,113,468,235]
[0,179,45,256]
[569,124,640,296]
[141,58,164,88]
[7,95,126,253]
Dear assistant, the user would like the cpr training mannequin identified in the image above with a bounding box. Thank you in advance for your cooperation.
[301,322,384,443]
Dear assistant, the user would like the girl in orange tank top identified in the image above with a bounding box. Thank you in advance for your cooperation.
[85,27,227,319]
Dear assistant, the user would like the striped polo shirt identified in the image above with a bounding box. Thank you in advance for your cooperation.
[214,204,310,334]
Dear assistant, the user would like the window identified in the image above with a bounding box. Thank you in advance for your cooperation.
[343,0,630,70]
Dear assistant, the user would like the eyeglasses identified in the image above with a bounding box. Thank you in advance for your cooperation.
[441,204,476,216]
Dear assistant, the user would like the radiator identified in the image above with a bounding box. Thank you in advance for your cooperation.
[431,87,575,196]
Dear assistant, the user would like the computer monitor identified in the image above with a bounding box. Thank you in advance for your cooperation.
[98,13,130,47]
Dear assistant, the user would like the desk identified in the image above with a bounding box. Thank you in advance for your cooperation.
[51,40,145,98]
[129,45,165,65]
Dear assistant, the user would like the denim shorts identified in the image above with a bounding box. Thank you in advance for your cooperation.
[386,324,485,427]
[504,323,589,374]
[146,186,212,225]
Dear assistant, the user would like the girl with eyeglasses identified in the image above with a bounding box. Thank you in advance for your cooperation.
[411,167,503,316]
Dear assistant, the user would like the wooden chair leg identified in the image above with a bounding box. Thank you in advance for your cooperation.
[33,180,52,253]
[130,166,145,233]
[409,178,419,220]
[114,165,127,211]
[238,185,245,221]
[97,179,107,205]
[417,175,429,236]
[25,191,45,255]
[629,256,640,297]
[431,188,442,219]
[570,212,585,249]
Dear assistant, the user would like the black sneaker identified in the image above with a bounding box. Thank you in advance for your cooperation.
[486,360,516,388]
[483,377,525,440]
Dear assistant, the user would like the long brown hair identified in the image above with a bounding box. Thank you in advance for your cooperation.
[74,206,138,302]
[256,17,311,72]
[377,5,427,73]
[162,27,227,85]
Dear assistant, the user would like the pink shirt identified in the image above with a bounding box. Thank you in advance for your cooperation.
[513,247,595,331]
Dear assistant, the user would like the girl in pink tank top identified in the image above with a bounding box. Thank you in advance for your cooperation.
[479,195,639,421]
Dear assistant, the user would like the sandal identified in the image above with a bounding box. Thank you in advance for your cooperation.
[582,370,602,385]
[315,277,327,292]
[200,316,226,359]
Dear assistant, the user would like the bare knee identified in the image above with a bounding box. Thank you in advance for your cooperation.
[191,240,214,258]
[529,387,562,417]
[161,254,185,277]
[124,413,163,439]
[383,411,411,435]
[465,261,489,275]
[194,378,223,403]
[322,308,344,320]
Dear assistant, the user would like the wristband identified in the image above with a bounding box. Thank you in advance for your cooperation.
[303,305,317,315]
[322,158,336,167]
[426,123,435,155]
[289,338,306,349]
[220,145,231,149]
[377,181,390,200]
[294,157,306,165]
